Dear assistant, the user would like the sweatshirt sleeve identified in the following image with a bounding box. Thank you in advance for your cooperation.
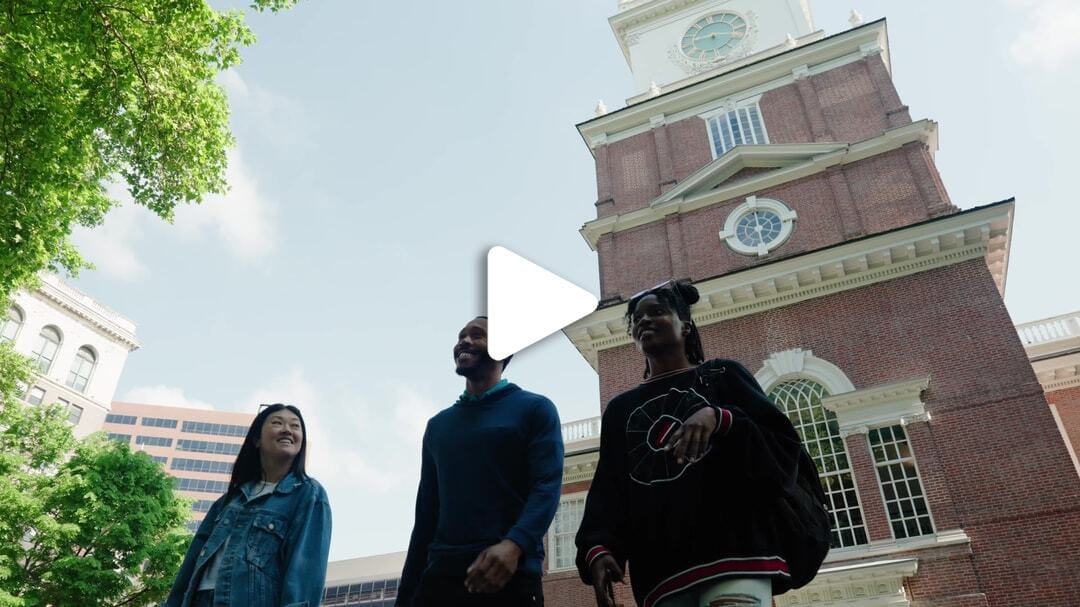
[701,360,804,498]
[574,404,629,585]
[503,396,564,555]
[397,423,439,606]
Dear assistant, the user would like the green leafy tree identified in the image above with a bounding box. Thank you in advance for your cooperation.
[0,392,193,606]
[0,0,297,299]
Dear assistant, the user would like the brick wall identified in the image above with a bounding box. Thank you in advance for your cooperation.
[1045,385,1080,461]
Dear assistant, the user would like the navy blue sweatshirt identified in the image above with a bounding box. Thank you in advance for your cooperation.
[397,382,564,606]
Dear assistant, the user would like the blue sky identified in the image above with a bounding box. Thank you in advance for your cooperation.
[70,0,1080,560]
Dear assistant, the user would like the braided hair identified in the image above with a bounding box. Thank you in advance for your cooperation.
[625,280,706,379]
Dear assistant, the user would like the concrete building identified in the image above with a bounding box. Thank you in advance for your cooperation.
[1,274,140,437]
[102,401,254,530]
[322,552,405,607]
[545,0,1080,605]
[1019,312,1080,477]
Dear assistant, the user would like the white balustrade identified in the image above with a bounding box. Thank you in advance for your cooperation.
[562,417,601,444]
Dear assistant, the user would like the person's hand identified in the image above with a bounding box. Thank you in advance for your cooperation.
[464,539,522,594]
[589,554,624,607]
[667,407,718,464]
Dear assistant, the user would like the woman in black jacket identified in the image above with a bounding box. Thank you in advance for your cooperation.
[575,280,820,607]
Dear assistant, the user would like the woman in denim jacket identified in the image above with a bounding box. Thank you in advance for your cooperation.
[166,403,332,607]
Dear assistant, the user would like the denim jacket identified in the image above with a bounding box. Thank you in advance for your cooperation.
[165,472,332,607]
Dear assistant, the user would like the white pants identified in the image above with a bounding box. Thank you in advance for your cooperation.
[654,577,772,607]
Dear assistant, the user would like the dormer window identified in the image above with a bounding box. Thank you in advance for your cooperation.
[703,98,768,158]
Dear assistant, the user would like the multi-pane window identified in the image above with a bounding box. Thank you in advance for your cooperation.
[181,421,248,437]
[171,458,233,475]
[135,435,173,447]
[706,101,768,158]
[141,417,179,429]
[549,496,586,571]
[108,433,132,444]
[31,326,61,373]
[65,346,96,392]
[185,520,200,532]
[106,414,137,425]
[192,500,217,513]
[150,455,168,464]
[769,379,869,549]
[869,425,934,539]
[64,401,83,425]
[322,578,399,606]
[176,439,242,456]
[1,306,23,342]
[25,386,46,405]
[175,477,230,494]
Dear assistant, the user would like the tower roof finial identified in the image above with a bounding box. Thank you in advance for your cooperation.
[594,99,608,116]
[849,9,864,28]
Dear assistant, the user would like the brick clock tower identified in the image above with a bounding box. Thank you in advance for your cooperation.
[544,1,1080,606]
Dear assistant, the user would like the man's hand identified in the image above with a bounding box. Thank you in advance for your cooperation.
[464,539,522,594]
[667,407,718,464]
[589,554,624,607]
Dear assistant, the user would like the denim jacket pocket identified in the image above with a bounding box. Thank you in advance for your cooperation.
[246,512,288,573]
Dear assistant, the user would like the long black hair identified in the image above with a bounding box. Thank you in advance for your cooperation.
[625,279,706,379]
[228,403,309,494]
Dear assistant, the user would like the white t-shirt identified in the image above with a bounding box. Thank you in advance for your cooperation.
[198,481,278,591]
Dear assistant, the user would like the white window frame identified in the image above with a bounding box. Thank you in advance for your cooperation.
[66,346,97,393]
[31,326,62,374]
[868,424,936,541]
[702,95,770,159]
[719,195,797,257]
[25,386,46,406]
[547,492,587,572]
[1,305,23,342]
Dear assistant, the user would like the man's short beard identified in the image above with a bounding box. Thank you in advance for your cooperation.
[455,356,498,379]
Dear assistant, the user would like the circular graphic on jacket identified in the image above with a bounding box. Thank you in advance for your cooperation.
[626,386,713,486]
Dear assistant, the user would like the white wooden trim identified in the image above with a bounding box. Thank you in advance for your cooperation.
[754,348,855,395]
[821,376,930,433]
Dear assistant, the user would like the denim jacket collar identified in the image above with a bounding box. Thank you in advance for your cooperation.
[238,470,303,500]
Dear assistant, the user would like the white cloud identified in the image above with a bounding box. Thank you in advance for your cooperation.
[174,148,277,263]
[1008,0,1080,70]
[71,196,151,282]
[120,385,216,410]
[218,69,307,151]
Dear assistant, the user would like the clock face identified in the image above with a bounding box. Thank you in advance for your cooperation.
[681,13,748,61]
[735,209,783,247]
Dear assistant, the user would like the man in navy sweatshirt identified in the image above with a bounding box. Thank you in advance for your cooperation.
[397,316,564,607]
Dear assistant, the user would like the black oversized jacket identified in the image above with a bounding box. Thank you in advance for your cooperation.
[575,359,810,607]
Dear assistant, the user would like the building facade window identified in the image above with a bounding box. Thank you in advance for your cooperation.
[64,401,83,425]
[322,578,399,606]
[548,495,587,571]
[105,413,137,425]
[769,378,869,549]
[1,306,23,342]
[141,417,179,429]
[31,326,62,373]
[181,421,248,437]
[135,435,174,448]
[25,386,46,405]
[108,433,132,444]
[150,455,168,464]
[171,457,233,475]
[869,425,935,539]
[704,99,768,158]
[66,346,96,392]
[176,439,242,456]
[175,477,230,494]
[192,499,217,513]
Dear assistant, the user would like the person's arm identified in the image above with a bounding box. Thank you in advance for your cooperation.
[465,396,564,593]
[396,423,439,606]
[281,481,333,607]
[163,496,225,607]
[701,360,804,497]
[575,405,629,591]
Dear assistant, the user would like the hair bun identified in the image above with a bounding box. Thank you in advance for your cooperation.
[675,280,700,305]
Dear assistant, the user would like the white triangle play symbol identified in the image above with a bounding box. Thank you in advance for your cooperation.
[487,246,599,360]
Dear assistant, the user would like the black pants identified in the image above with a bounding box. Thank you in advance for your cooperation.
[413,572,543,607]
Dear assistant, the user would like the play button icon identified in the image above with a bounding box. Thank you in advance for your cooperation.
[487,246,599,360]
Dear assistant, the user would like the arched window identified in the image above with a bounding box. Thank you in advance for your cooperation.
[66,346,96,392]
[31,326,62,373]
[1,306,23,342]
[768,376,869,549]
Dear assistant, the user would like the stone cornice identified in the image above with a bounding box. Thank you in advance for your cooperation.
[823,376,930,433]
[580,20,888,151]
[563,451,600,484]
[580,120,938,251]
[1032,354,1080,393]
[32,274,141,350]
[775,557,919,607]
[564,201,1013,370]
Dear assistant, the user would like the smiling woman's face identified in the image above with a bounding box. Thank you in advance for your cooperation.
[257,410,303,462]
[630,293,687,355]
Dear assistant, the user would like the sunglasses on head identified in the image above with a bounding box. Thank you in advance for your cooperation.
[630,279,682,304]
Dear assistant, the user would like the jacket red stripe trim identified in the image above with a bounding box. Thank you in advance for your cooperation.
[642,556,789,607]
